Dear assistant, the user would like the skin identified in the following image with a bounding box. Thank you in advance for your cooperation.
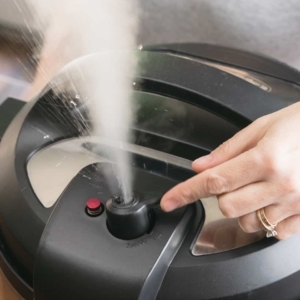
[161,101,300,240]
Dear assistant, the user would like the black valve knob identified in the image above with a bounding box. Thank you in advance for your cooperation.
[106,194,159,240]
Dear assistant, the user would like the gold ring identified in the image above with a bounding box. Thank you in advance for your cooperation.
[257,208,277,238]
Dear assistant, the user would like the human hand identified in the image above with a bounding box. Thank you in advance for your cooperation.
[160,102,300,240]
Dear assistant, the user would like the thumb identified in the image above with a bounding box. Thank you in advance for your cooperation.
[192,117,269,173]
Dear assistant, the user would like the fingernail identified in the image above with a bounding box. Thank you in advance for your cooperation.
[194,155,212,166]
[161,200,178,212]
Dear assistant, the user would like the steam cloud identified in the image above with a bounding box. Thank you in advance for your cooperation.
[27,0,140,201]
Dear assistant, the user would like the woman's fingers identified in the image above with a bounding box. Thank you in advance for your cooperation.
[217,182,278,218]
[238,203,293,233]
[192,116,270,173]
[161,148,264,212]
[161,102,300,240]
[275,215,300,240]
[239,214,300,240]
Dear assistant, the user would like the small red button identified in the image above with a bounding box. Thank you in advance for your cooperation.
[86,198,103,216]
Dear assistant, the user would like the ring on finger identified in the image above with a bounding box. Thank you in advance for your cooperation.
[257,208,278,238]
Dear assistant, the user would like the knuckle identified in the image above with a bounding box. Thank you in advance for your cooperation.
[283,177,300,195]
[218,197,236,218]
[248,147,262,166]
[255,115,270,127]
[213,140,232,157]
[260,151,282,177]
[179,187,196,205]
[205,172,229,195]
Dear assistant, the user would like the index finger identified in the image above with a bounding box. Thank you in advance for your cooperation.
[160,148,263,212]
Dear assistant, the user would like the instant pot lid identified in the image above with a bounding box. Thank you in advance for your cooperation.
[25,50,266,257]
[0,49,296,300]
[1,49,287,263]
